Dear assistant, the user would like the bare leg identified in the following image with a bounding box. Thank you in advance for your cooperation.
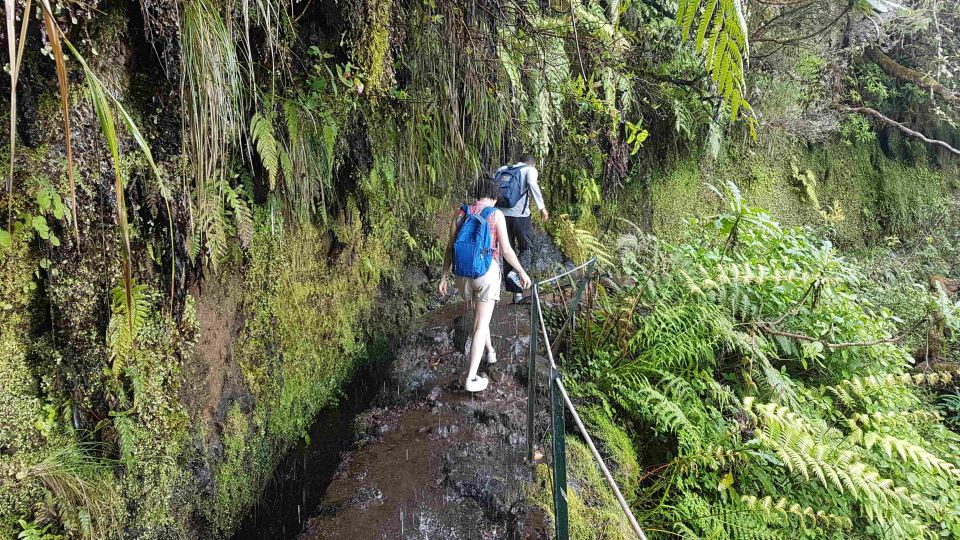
[467,299,496,381]
[462,300,495,357]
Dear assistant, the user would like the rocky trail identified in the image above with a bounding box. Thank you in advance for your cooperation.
[297,300,551,539]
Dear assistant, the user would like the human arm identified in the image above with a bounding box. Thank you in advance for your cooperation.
[526,167,548,221]
[494,211,531,289]
[439,215,460,295]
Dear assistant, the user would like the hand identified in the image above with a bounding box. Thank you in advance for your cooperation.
[439,276,448,296]
[518,271,532,290]
[539,208,549,222]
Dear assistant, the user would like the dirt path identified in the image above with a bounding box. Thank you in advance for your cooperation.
[298,300,550,540]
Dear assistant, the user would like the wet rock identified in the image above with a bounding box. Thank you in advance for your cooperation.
[350,486,385,508]
[402,267,431,290]
[442,443,527,524]
[390,326,455,396]
[436,424,459,438]
[529,225,570,274]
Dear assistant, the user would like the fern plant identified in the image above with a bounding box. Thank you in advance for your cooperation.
[563,183,960,539]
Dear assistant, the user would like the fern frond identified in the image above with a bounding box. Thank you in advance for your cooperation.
[224,184,253,248]
[676,0,755,131]
[827,370,960,408]
[749,401,926,531]
[740,495,853,530]
[251,110,280,190]
[108,283,151,375]
[111,411,138,465]
[856,430,960,478]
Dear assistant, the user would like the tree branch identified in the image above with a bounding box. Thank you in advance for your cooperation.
[839,106,960,157]
[756,317,926,350]
[865,46,960,106]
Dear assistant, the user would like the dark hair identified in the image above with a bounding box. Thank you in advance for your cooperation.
[475,176,500,201]
[518,153,536,166]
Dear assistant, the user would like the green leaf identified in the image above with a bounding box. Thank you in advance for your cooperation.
[32,215,49,239]
[37,189,51,211]
[718,471,735,491]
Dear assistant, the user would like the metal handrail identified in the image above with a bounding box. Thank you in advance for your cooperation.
[555,377,648,540]
[527,258,648,540]
[536,259,595,287]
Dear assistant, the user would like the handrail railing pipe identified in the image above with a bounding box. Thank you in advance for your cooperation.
[526,258,648,540]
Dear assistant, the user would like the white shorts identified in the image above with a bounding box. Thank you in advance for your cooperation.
[456,260,502,304]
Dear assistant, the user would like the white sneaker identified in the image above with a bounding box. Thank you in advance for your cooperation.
[486,350,497,364]
[465,375,489,392]
[513,293,524,304]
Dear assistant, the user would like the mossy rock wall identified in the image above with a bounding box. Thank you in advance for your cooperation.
[647,142,952,246]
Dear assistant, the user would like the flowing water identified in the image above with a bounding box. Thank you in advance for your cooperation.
[230,357,390,539]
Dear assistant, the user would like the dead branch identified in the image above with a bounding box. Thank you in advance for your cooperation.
[756,317,926,350]
[839,106,960,157]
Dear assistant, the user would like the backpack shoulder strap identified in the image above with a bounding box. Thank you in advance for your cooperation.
[461,203,472,215]
[479,206,497,220]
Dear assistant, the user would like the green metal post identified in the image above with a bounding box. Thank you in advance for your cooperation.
[527,284,539,461]
[550,368,569,539]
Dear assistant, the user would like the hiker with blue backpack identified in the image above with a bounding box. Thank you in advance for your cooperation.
[439,177,531,393]
[494,154,548,304]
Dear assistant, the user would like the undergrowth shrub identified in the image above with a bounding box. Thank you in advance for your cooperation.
[563,182,960,539]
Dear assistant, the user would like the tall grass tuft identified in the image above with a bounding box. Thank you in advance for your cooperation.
[58,35,171,330]
[182,0,245,265]
[26,444,120,537]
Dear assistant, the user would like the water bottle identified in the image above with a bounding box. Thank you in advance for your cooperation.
[506,270,522,291]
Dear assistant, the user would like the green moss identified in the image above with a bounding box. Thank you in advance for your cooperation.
[0,234,44,536]
[578,407,640,496]
[645,142,950,247]
[649,157,712,239]
[530,437,638,539]
[349,0,394,94]
[528,406,642,539]
[113,299,194,538]
[214,403,256,531]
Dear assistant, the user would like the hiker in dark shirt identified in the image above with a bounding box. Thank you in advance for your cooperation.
[495,154,548,304]
[439,178,531,392]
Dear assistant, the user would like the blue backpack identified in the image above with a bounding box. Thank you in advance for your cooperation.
[453,205,496,278]
[495,165,527,209]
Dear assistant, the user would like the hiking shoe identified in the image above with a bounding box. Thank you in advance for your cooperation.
[486,350,497,364]
[513,293,525,304]
[465,375,489,392]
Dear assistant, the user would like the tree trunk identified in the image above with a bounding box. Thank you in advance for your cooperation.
[865,46,960,106]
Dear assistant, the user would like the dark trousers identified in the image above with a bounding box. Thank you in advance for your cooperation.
[503,215,533,293]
